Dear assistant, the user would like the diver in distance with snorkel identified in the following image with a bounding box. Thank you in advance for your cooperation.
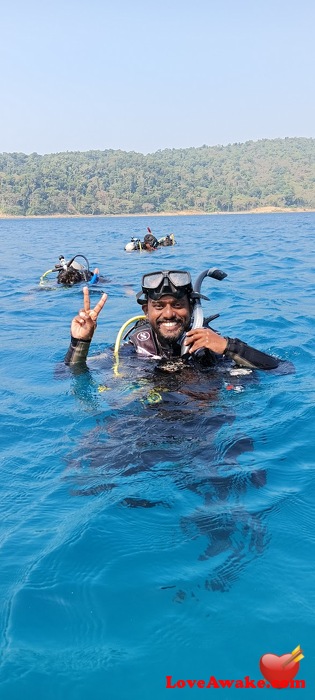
[65,268,286,373]
[40,254,105,288]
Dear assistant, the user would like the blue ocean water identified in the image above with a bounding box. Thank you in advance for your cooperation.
[0,213,314,699]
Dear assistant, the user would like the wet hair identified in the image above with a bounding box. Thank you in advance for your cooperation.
[57,267,86,286]
[143,233,159,248]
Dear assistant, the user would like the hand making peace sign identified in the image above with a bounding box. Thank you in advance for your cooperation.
[71,287,107,341]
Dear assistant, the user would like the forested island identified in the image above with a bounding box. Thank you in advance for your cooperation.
[0,137,314,217]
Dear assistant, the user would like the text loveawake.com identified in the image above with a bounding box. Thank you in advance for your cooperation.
[166,645,305,689]
[166,676,306,689]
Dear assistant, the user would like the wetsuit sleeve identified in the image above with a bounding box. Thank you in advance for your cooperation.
[64,336,91,365]
[223,337,280,370]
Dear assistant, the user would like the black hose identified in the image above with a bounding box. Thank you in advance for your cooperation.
[67,254,90,272]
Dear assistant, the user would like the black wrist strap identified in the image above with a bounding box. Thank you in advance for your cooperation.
[70,336,91,346]
[224,337,240,356]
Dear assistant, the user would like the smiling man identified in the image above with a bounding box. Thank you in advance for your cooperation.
[64,270,281,371]
[145,295,191,343]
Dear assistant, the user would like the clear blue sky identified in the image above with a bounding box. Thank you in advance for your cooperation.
[1,0,314,155]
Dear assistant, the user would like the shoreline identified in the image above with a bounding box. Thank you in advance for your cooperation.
[0,207,315,220]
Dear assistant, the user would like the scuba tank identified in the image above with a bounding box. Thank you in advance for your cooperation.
[125,238,142,252]
[180,267,227,357]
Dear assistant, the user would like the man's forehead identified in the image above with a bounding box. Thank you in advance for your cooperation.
[148,294,189,305]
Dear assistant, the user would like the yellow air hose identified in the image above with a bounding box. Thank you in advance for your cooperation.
[39,269,56,286]
[113,315,146,376]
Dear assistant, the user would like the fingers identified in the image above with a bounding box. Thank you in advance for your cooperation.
[73,311,96,328]
[185,335,205,353]
[185,328,204,339]
[83,286,91,312]
[70,315,95,341]
[78,310,95,324]
[185,328,227,355]
[92,293,107,319]
[82,287,107,320]
[185,328,206,347]
[76,313,87,326]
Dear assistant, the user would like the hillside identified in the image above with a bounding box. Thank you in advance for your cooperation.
[0,138,314,216]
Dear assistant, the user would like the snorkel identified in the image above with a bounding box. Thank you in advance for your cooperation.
[180,267,227,356]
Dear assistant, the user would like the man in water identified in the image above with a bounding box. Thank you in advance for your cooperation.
[57,265,100,286]
[159,234,174,246]
[56,255,100,286]
[65,269,280,370]
[141,233,159,251]
[64,270,285,592]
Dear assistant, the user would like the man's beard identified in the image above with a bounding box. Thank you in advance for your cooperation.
[155,320,186,347]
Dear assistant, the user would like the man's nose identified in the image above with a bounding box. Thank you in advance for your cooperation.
[163,304,176,318]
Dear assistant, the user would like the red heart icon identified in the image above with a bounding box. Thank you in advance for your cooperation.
[260,653,300,688]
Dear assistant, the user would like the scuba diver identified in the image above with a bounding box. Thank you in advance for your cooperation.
[158,234,175,247]
[63,268,293,594]
[142,232,160,251]
[40,254,101,287]
[124,234,159,252]
[124,228,176,252]
[64,268,282,371]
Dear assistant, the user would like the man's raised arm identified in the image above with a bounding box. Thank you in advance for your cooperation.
[65,287,107,365]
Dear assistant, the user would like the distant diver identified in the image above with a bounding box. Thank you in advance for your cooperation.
[40,254,101,287]
[124,227,176,252]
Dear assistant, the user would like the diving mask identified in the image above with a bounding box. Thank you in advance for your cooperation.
[137,270,193,304]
